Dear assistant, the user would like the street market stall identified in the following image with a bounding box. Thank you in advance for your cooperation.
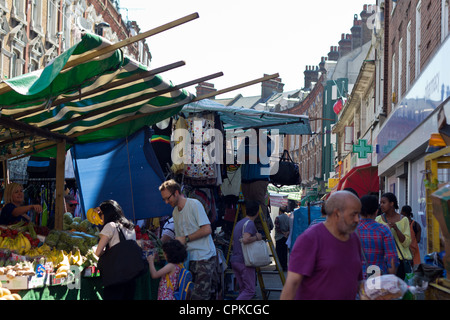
[0,11,295,300]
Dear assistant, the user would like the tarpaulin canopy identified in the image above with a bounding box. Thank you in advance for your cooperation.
[72,126,172,221]
[337,163,379,198]
[0,32,194,160]
[268,184,302,201]
[183,99,312,135]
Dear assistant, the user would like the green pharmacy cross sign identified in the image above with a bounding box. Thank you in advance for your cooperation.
[353,139,373,159]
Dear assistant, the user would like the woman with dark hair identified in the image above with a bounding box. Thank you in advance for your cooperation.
[375,193,412,280]
[95,200,138,300]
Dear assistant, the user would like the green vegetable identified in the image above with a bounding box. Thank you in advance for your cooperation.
[79,219,92,232]
[63,212,73,225]
[44,230,61,247]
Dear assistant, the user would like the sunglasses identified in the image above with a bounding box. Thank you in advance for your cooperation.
[68,203,77,207]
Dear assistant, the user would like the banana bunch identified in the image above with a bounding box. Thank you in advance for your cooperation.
[0,233,31,255]
[16,233,31,255]
[0,237,14,250]
[69,248,85,267]
[87,208,103,226]
[54,250,71,279]
[27,242,52,258]
[0,285,21,300]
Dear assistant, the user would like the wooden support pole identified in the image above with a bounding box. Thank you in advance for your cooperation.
[9,60,187,119]
[192,73,280,101]
[62,13,199,71]
[54,140,66,230]
[55,72,224,134]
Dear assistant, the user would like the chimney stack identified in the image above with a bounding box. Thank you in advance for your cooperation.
[304,65,319,90]
[338,33,352,57]
[319,56,328,73]
[351,15,363,50]
[360,4,374,44]
[328,46,339,61]
[261,74,284,100]
[195,82,217,99]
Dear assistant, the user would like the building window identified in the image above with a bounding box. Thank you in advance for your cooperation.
[442,0,449,42]
[415,1,422,78]
[392,53,396,108]
[344,126,354,152]
[31,0,43,34]
[12,0,26,23]
[398,38,403,101]
[11,47,24,78]
[47,0,59,44]
[406,21,411,92]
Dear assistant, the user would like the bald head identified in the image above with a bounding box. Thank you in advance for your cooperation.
[325,190,361,217]
[324,190,362,237]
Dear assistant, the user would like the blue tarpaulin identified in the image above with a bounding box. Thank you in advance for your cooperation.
[72,126,172,221]
[290,205,323,248]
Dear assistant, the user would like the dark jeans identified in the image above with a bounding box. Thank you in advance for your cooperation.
[276,237,288,271]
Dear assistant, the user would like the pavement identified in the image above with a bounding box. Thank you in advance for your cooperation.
[223,261,286,301]
[254,262,286,300]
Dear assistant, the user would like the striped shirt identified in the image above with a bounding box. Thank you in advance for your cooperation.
[357,219,399,278]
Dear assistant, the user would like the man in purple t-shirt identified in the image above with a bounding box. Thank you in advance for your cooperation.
[280,190,363,300]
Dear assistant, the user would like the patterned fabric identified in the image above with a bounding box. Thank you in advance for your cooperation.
[357,219,399,278]
[158,264,182,300]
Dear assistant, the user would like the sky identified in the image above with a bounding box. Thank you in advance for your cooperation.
[118,0,371,98]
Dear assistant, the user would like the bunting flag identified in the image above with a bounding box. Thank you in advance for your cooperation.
[333,97,344,114]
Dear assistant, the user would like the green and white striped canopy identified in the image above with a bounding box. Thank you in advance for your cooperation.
[0,33,193,160]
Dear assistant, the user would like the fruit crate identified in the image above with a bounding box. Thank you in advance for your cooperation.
[0,275,28,290]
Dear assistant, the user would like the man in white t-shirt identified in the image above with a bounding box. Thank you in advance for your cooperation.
[159,179,218,300]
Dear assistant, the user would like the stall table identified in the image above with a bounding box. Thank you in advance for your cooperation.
[18,269,159,300]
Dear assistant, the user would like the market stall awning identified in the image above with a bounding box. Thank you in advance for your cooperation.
[336,163,379,198]
[0,32,195,160]
[183,99,312,135]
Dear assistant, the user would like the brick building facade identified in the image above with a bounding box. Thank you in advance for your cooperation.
[387,0,450,115]
[0,0,150,81]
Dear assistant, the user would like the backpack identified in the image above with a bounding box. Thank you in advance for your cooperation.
[167,264,194,300]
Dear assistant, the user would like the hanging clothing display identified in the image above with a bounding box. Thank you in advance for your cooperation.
[182,113,222,187]
[171,117,189,175]
[221,165,241,197]
[151,118,173,177]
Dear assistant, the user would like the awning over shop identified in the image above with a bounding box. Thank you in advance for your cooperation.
[0,32,194,159]
[336,163,379,198]
[183,99,312,135]
[268,184,302,201]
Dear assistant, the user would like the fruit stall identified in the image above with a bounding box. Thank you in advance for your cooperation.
[0,214,162,300]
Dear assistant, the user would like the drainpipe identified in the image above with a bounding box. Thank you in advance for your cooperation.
[383,0,390,115]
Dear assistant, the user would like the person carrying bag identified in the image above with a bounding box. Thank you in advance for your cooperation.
[230,201,271,300]
[95,200,148,300]
[240,219,271,267]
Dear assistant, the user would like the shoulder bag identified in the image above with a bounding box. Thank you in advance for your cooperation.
[381,214,412,280]
[97,225,148,287]
[240,220,271,268]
